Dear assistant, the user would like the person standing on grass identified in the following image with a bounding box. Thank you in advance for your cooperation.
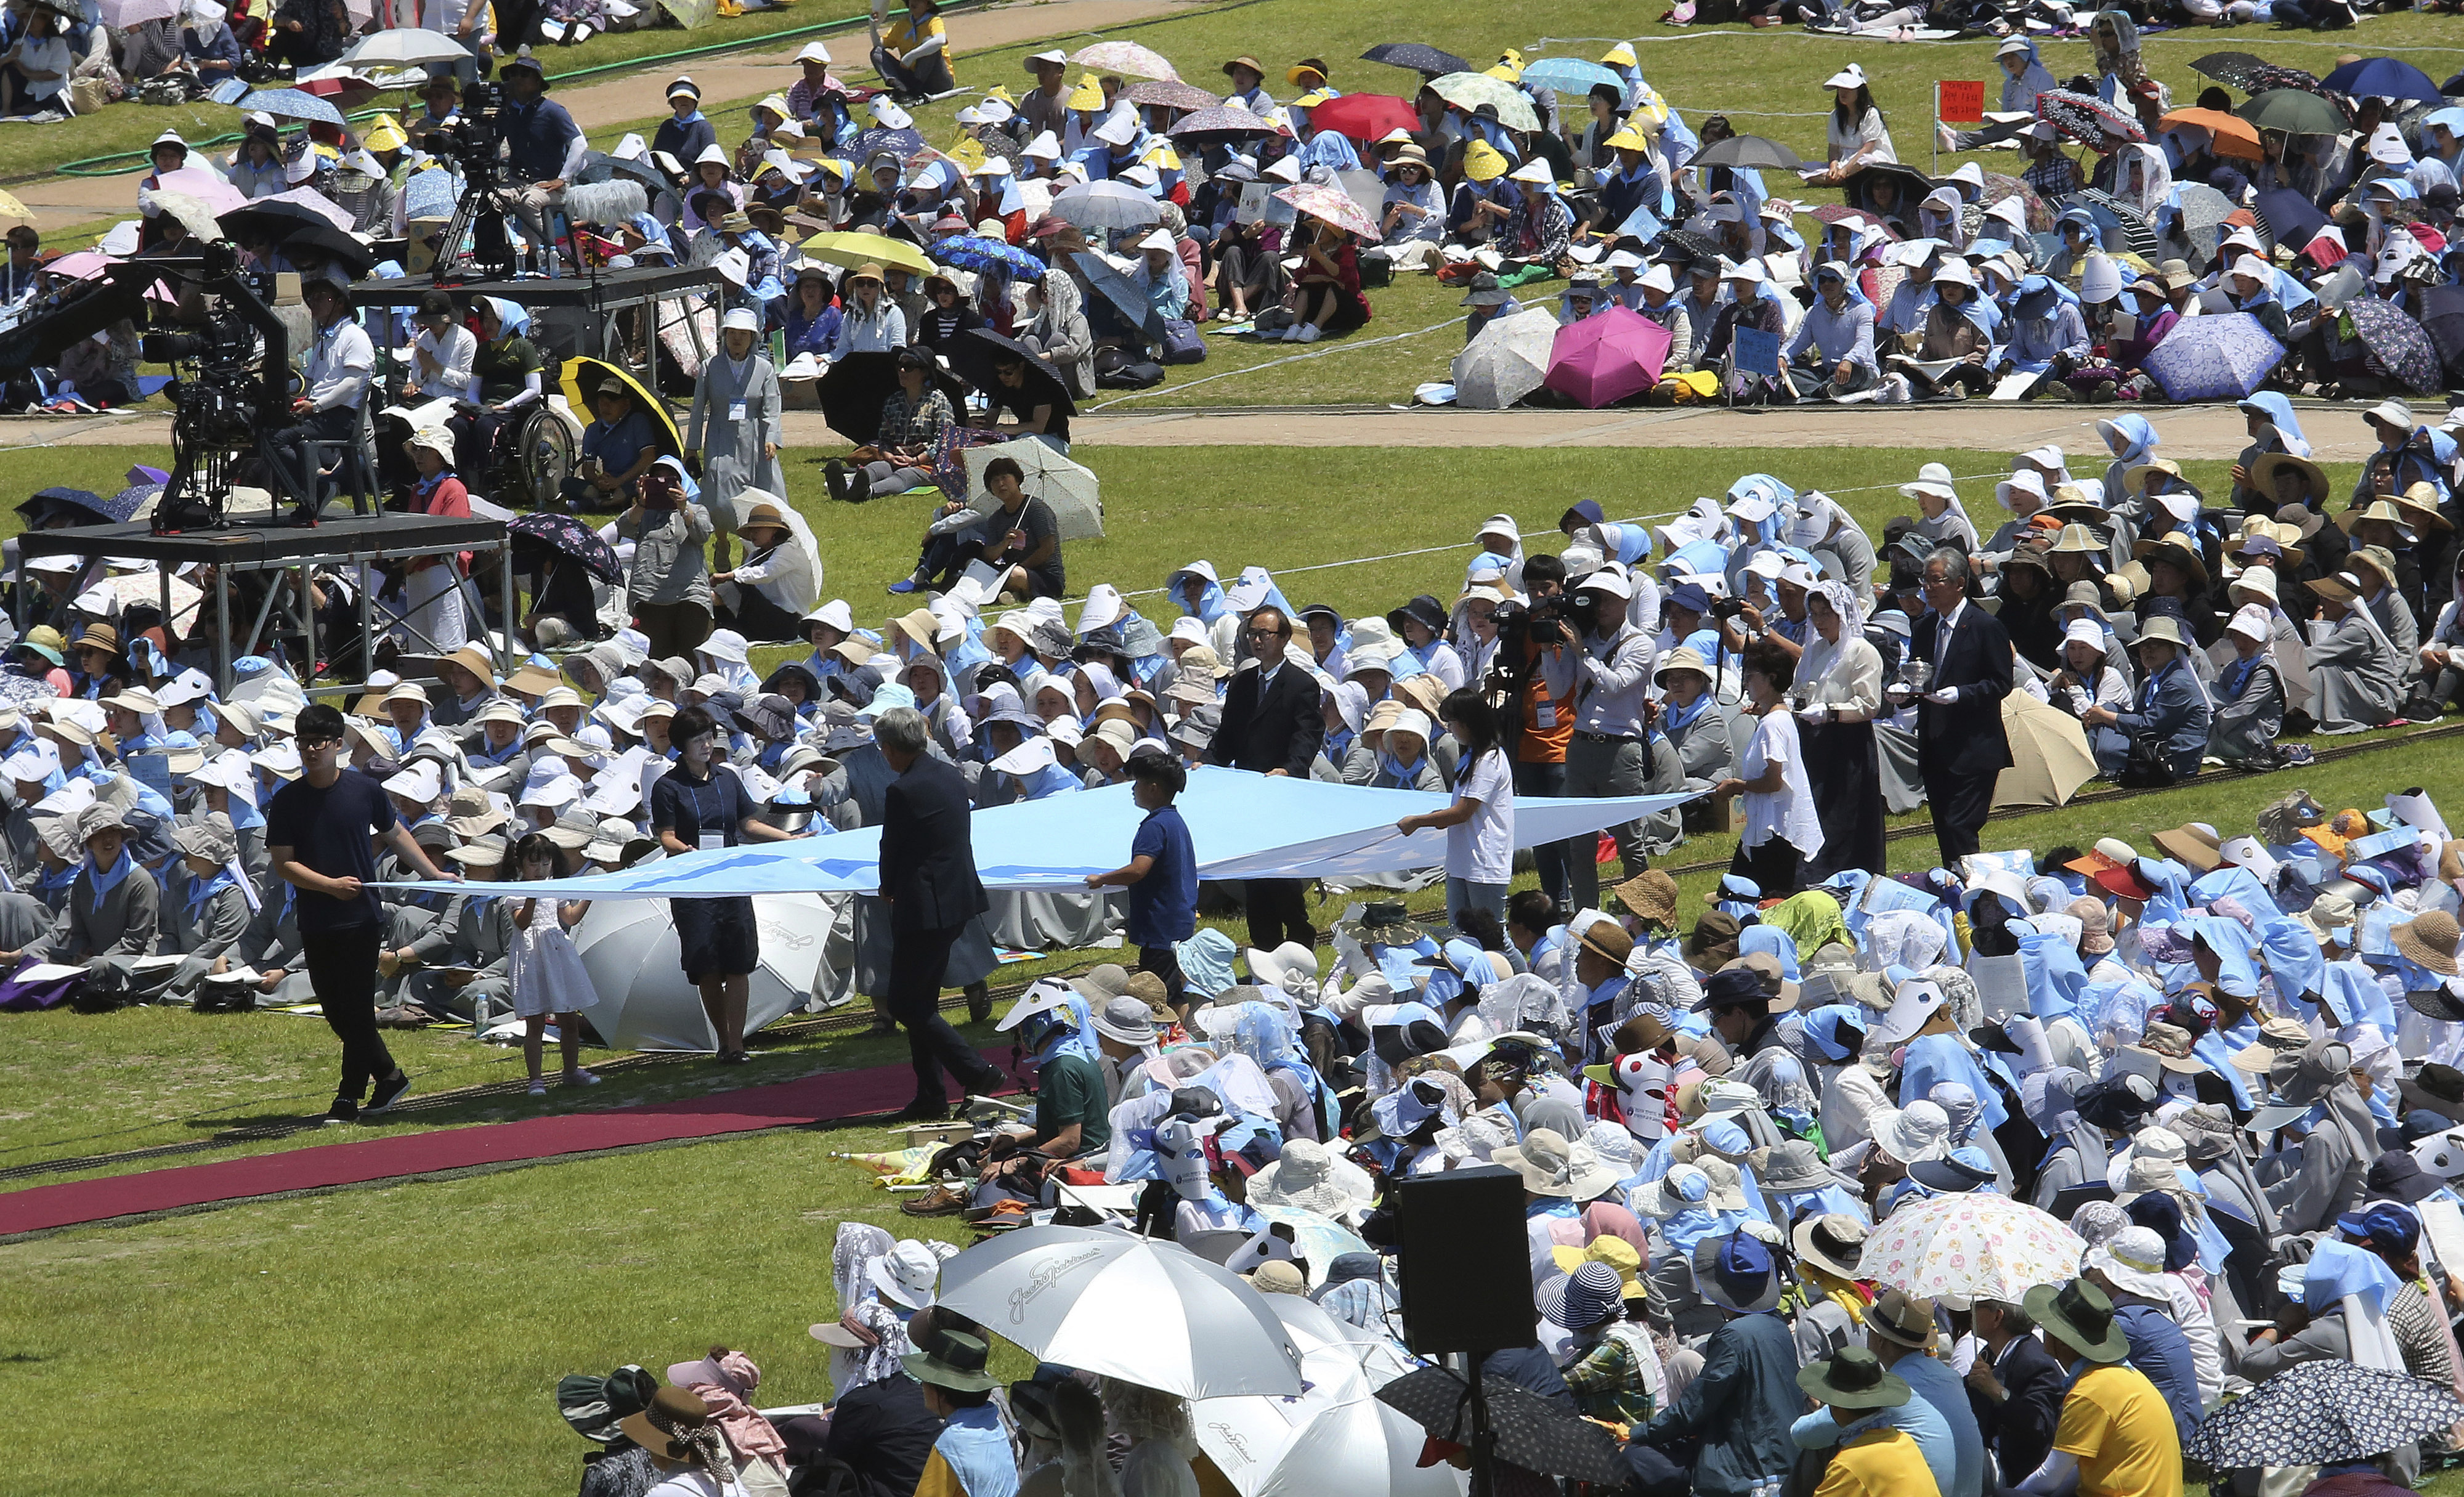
[649,704,810,1067]
[1395,687,1515,933]
[1083,754,1198,1013]
[875,704,1009,1121]
[506,830,601,1098]
[267,700,460,1126]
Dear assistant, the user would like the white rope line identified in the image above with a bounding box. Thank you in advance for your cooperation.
[1108,466,2018,599]
[1531,30,2464,51]
[1084,311,1468,411]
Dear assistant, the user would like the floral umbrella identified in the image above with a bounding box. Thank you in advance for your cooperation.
[2143,312,2286,402]
[1274,182,1382,241]
[1072,40,1177,81]
[2344,297,2444,393]
[1124,79,1216,112]
[2189,1363,2464,1469]
[2036,89,2146,147]
[2189,51,2319,96]
[1857,1193,2085,1305]
[1426,70,1539,132]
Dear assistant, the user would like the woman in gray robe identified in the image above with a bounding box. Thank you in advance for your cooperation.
[2208,608,2285,764]
[685,310,786,547]
[2306,574,2402,732]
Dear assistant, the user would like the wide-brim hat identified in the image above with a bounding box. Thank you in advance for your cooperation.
[2252,452,2329,505]
[1613,870,1679,930]
[617,1387,713,1461]
[1791,1211,1868,1280]
[2130,533,2208,590]
[2400,1062,2464,1119]
[2024,1279,2129,1362]
[1799,1347,1911,1410]
[1692,1230,1783,1313]
[2395,910,2462,976]
[903,1330,1000,1392]
[1862,1288,1940,1350]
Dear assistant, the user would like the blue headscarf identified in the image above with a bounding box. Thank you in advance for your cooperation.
[2237,392,2312,458]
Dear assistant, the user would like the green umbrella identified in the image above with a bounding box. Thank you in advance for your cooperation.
[1427,70,1540,132]
[2237,89,2346,137]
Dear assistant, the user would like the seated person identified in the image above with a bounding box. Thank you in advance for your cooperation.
[2081,615,2211,779]
[562,383,660,512]
[2210,604,2285,765]
[974,351,1071,453]
[892,455,1066,601]
[821,349,952,504]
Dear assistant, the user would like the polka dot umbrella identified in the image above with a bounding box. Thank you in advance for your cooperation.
[1855,1191,2085,1305]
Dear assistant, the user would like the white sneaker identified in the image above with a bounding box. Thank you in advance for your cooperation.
[1297,323,1322,343]
[564,1068,602,1087]
[527,1079,548,1097]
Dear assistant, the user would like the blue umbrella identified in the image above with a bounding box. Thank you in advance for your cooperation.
[15,485,128,524]
[2142,313,2285,401]
[2254,187,2327,250]
[2319,57,2446,105]
[849,126,925,165]
[1520,57,1624,97]
[1070,250,1165,339]
[237,87,346,126]
[930,235,1045,279]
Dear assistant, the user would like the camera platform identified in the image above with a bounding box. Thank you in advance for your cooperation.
[350,264,726,397]
[17,513,514,697]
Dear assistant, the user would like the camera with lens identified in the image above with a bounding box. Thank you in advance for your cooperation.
[1709,596,1747,622]
[1491,595,1572,651]
[436,81,508,182]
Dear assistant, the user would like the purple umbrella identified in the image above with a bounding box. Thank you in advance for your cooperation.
[1543,307,1673,409]
[509,511,623,585]
[2346,298,2444,393]
[2142,313,2285,401]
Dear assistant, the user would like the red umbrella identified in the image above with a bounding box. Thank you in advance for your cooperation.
[1307,93,1421,144]
[1543,306,1672,409]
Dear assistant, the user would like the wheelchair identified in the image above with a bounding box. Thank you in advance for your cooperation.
[371,378,582,510]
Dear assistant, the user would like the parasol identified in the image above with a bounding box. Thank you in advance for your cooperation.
[140,189,226,246]
[1273,182,1381,241]
[97,0,177,22]
[1846,161,1936,219]
[1360,43,1470,79]
[1975,172,2052,233]
[1052,180,1163,232]
[1661,227,1727,264]
[2189,53,2319,96]
[237,86,346,126]
[954,327,1076,424]
[1165,105,1284,145]
[1376,1369,1623,1483]
[1071,40,1176,81]
[152,167,248,217]
[849,125,926,166]
[1426,71,1539,132]
[2239,89,2346,137]
[812,351,968,447]
[2142,312,2285,403]
[2344,297,2444,393]
[2067,187,2158,258]
[336,26,475,70]
[1542,306,1672,408]
[559,357,681,458]
[1451,308,1555,410]
[1690,135,1804,171]
[2319,57,2446,105]
[1518,58,1624,96]
[1123,79,1216,113]
[2188,1362,2464,1471]
[929,234,1045,280]
[509,511,623,586]
[2255,187,2327,250]
[2176,181,2239,262]
[1858,1192,2085,1302]
[2036,89,2146,147]
[799,230,934,278]
[936,1225,1304,1399]
[0,187,25,224]
[1190,1296,1457,1497]
[18,485,129,524]
[958,438,1102,540]
[1307,92,1421,144]
[1069,249,1167,339]
[2158,108,2262,161]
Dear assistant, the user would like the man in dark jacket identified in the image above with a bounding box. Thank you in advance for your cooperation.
[1204,605,1325,950]
[1640,1230,1804,1497]
[1909,547,2012,866]
[1965,1297,2065,1485]
[815,1306,950,1497]
[876,705,1006,1119]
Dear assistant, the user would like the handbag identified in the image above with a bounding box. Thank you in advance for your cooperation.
[1159,317,1207,365]
[2116,734,2178,789]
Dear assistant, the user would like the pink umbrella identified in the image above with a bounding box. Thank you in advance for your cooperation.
[1542,306,1672,409]
[1271,182,1381,242]
[152,167,248,217]
[257,186,355,230]
[43,250,115,282]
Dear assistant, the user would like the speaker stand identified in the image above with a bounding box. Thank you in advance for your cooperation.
[1462,1351,1497,1497]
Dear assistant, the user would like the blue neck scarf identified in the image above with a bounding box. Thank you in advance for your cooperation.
[1662,691,1712,736]
[183,867,235,922]
[83,846,133,906]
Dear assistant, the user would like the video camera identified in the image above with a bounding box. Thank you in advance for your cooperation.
[432,79,509,185]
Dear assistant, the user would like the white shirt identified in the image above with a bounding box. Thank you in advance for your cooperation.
[410,322,479,401]
[1738,708,1822,857]
[304,317,375,411]
[1445,746,1514,883]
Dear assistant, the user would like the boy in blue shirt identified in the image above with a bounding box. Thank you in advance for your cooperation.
[1085,754,1198,1015]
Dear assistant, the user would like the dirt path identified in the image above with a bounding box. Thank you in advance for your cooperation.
[15,0,1187,233]
[7,399,2404,461]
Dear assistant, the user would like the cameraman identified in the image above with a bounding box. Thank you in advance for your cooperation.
[295,277,373,508]
[1499,553,1578,910]
[495,52,585,266]
[1553,561,1663,914]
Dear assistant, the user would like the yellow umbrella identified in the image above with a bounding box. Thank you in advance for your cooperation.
[1992,691,2097,808]
[558,357,681,460]
[799,230,935,278]
[0,189,30,222]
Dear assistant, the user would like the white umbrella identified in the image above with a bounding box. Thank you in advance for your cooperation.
[99,569,203,632]
[99,0,177,24]
[1192,1296,1465,1497]
[937,1225,1305,1398]
[1451,309,1556,409]
[1051,180,1162,232]
[336,25,475,70]
[137,188,225,247]
[959,438,1103,540]
[569,892,833,1050]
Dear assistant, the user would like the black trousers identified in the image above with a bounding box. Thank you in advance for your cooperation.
[886,920,997,1103]
[1928,766,1995,869]
[304,923,392,1102]
[1242,878,1316,952]
[1138,943,1186,1012]
[1729,834,1805,898]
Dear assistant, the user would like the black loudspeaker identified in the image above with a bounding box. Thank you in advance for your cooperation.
[1391,1165,1538,1356]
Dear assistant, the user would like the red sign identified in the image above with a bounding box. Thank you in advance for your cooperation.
[1936,79,1987,125]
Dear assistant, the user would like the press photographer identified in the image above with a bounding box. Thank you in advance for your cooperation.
[1486,552,1578,912]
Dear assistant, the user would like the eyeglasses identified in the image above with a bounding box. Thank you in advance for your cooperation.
[299,736,343,751]
[1246,627,1286,640]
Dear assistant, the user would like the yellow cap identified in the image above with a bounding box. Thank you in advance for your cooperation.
[1462,139,1508,182]
[1603,127,1650,153]
[1601,42,1637,67]
[362,113,407,153]
[947,137,987,171]
[1065,75,1104,111]
[1550,1238,1643,1294]
[1293,89,1330,109]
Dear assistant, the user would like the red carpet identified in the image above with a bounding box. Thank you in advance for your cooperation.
[1,1050,1018,1238]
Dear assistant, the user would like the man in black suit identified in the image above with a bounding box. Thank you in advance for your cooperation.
[874,705,1007,1120]
[1964,1296,2065,1484]
[1905,547,2011,868]
[1204,605,1326,950]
